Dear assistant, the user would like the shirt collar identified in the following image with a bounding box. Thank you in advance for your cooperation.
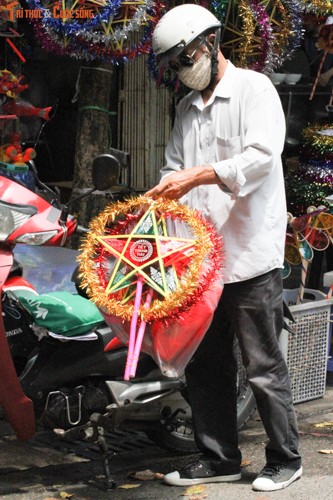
[183,60,236,112]
[214,60,236,99]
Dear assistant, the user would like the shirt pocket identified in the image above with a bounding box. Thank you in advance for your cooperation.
[216,136,242,160]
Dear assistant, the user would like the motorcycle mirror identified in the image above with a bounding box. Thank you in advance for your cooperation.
[92,154,120,191]
[59,154,121,225]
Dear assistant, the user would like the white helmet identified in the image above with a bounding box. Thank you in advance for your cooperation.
[152,4,221,66]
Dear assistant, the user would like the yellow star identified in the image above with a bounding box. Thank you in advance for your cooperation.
[96,206,197,298]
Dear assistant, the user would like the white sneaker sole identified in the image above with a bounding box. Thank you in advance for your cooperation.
[164,471,241,486]
[252,466,303,491]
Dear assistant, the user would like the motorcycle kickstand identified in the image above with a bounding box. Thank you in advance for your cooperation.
[54,415,116,490]
[91,414,116,490]
[97,432,116,490]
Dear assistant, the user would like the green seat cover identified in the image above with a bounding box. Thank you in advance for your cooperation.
[15,290,104,337]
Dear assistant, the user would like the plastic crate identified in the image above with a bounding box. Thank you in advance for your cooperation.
[283,288,333,404]
[323,271,333,372]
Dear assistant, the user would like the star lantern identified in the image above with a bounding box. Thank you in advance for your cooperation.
[78,196,223,379]
[27,0,165,63]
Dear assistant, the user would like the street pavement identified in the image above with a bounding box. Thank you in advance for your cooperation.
[0,376,332,500]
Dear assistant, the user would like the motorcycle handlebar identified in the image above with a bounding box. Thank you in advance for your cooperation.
[75,225,89,235]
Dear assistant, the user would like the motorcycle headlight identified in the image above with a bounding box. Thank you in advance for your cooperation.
[0,201,35,241]
[0,204,15,240]
[14,230,59,245]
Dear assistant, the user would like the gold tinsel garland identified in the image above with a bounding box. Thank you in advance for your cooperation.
[77,196,222,323]
[269,0,293,61]
[300,0,333,15]
[302,123,333,152]
[238,0,256,68]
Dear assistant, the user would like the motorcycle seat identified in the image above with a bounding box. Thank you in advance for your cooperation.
[9,290,105,338]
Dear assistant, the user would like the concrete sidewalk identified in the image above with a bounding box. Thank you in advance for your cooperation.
[0,378,332,500]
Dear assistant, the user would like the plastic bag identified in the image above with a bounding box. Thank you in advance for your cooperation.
[102,277,222,377]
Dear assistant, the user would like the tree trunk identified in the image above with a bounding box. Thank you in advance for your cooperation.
[69,62,116,246]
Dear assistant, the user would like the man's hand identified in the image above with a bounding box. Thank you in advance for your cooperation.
[146,170,196,200]
[146,165,219,200]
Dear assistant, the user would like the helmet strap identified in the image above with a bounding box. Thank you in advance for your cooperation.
[210,28,221,79]
[200,28,221,91]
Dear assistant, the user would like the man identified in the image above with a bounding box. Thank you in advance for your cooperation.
[147,4,302,493]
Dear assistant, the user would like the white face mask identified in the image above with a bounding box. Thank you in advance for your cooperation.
[178,52,212,91]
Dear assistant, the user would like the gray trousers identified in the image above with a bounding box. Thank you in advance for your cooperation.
[185,268,301,473]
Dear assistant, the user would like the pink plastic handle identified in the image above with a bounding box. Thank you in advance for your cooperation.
[129,288,154,378]
[124,275,144,380]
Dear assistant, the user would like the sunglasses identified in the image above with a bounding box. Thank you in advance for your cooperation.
[168,46,201,72]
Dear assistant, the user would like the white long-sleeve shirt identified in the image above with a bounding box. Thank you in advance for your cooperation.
[160,61,287,283]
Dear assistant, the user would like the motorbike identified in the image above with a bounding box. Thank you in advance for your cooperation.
[0,153,256,487]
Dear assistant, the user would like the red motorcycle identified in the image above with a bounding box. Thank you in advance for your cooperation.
[0,155,120,441]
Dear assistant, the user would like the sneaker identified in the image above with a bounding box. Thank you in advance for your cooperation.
[252,464,303,491]
[163,460,241,486]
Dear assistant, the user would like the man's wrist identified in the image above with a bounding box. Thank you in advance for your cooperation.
[193,164,220,185]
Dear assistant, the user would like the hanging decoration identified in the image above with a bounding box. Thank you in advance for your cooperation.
[28,0,165,63]
[78,196,223,379]
[26,0,119,36]
[0,27,53,182]
[221,0,274,72]
[3,98,52,119]
[285,124,333,217]
[274,1,302,68]
[284,205,333,301]
[215,0,303,71]
[302,123,333,154]
[0,69,28,99]
[285,207,333,267]
[0,32,32,177]
[5,36,26,63]
[296,1,333,15]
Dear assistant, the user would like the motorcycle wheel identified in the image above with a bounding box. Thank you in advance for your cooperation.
[149,418,197,454]
[147,338,256,454]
